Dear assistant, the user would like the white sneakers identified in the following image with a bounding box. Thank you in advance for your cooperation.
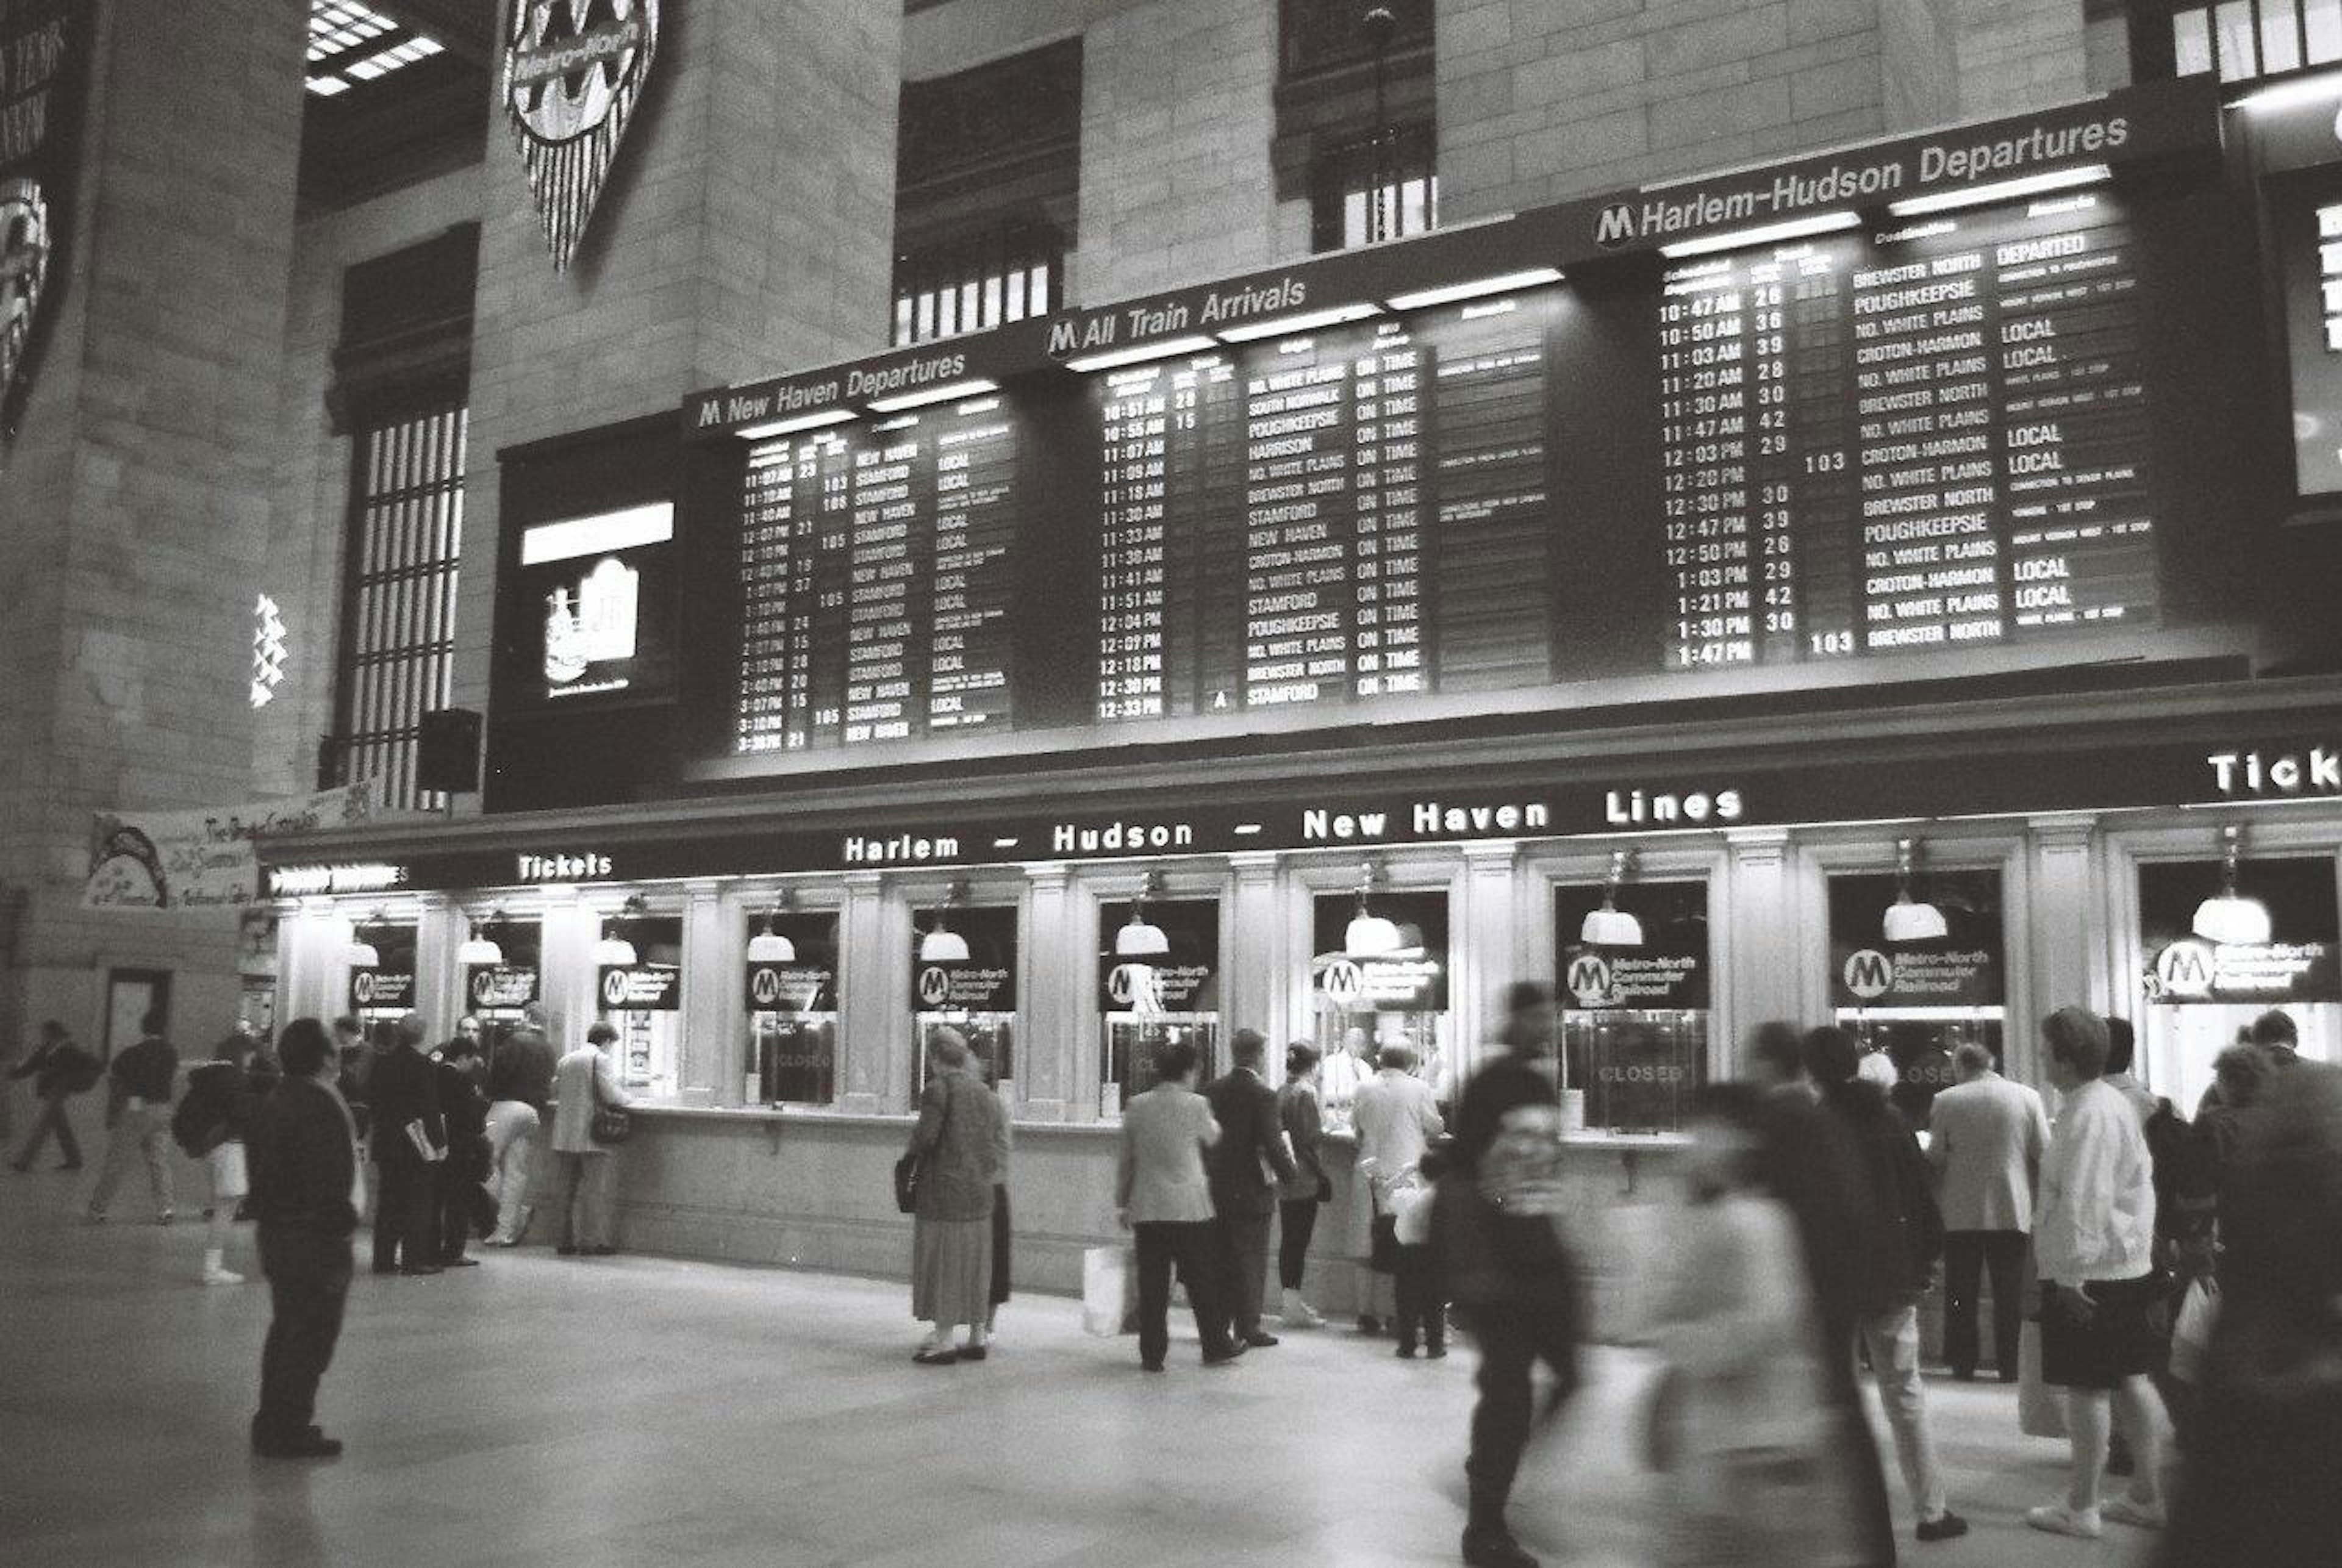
[1280,1289,1325,1328]
[202,1248,245,1286]
[2025,1504,2101,1539]
[2103,1497,2168,1530]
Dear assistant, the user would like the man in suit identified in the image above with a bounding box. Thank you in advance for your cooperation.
[247,1018,362,1458]
[1928,1040,2050,1383]
[367,1012,443,1275]
[1204,1029,1298,1349]
[1116,1037,1240,1370]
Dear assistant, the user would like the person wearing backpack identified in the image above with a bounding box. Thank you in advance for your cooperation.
[9,1021,96,1173]
[176,1031,260,1284]
[87,1014,179,1224]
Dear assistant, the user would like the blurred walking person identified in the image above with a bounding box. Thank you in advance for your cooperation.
[2160,1061,2342,1568]
[86,1012,177,1225]
[9,1021,93,1172]
[905,1028,1002,1362]
[2027,1006,2166,1540]
[174,1030,262,1284]
[246,1019,362,1459]
[1927,1041,2049,1381]
[1275,1042,1331,1328]
[1445,983,1582,1568]
[1805,1026,1967,1544]
[1117,1037,1241,1371]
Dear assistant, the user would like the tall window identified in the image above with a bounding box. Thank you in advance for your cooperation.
[1311,123,1438,252]
[892,220,1060,345]
[333,404,466,810]
[2144,1,2342,81]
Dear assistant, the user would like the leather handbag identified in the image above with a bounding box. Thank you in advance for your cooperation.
[894,1072,954,1213]
[588,1067,631,1145]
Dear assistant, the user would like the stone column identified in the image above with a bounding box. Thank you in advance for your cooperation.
[1453,842,1523,1085]
[278,904,351,1028]
[679,879,726,1105]
[836,870,890,1115]
[1226,853,1286,1041]
[1020,864,1074,1122]
[415,895,459,1036]
[1725,828,1802,1061]
[2021,814,2101,1086]
[537,890,596,1053]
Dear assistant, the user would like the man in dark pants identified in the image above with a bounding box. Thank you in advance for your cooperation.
[247,1018,360,1458]
[431,1029,490,1266]
[1117,1039,1242,1370]
[1204,1028,1298,1348]
[367,1012,442,1275]
[1445,984,1582,1568]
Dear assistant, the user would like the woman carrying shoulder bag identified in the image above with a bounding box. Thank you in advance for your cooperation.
[903,1029,1002,1364]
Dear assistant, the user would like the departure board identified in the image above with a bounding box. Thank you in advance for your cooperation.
[734,397,1020,752]
[1651,190,2157,671]
[719,184,2219,763]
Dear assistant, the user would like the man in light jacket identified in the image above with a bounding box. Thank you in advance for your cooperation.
[1927,1041,2049,1381]
[2027,1006,2165,1541]
[548,1022,631,1256]
[1353,1042,1445,1334]
[1117,1037,1240,1371]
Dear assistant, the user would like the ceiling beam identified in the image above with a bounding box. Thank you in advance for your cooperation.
[367,0,496,66]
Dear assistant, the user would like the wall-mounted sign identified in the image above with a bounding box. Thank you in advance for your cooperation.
[267,862,409,897]
[1558,883,1711,1011]
[1311,890,1449,1014]
[1097,899,1220,1015]
[2140,856,2341,1007]
[1828,869,2006,1009]
[0,0,93,433]
[86,781,381,910]
[503,0,659,271]
[743,911,839,1012]
[909,904,1018,1013]
[514,503,676,706]
[468,964,541,1012]
[598,963,681,1012]
[348,966,416,1012]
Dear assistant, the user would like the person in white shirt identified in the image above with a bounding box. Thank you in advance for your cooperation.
[1927,1042,2050,1381]
[1317,1026,1375,1131]
[2027,1006,2166,1541]
[1352,1044,1445,1335]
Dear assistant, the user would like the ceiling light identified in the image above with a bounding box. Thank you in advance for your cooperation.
[734,407,858,440]
[1344,861,1402,957]
[920,881,971,962]
[1062,335,1219,373]
[747,918,797,963]
[1212,302,1384,343]
[1386,268,1564,311]
[2236,74,2342,116]
[864,378,1000,413]
[305,76,352,96]
[456,918,503,967]
[2193,825,2273,946]
[343,936,380,967]
[1883,838,1949,943]
[1887,165,2110,218]
[1580,850,1644,947]
[1658,210,1861,259]
[1115,871,1170,958]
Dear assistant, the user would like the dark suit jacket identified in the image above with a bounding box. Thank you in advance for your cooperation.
[365,1045,442,1168]
[248,1078,359,1237]
[1204,1067,1297,1219]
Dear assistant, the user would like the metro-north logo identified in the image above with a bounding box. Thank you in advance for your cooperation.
[917,965,953,1008]
[352,970,378,1006]
[1842,949,1896,1001]
[1595,202,1639,248]
[748,965,784,1009]
[2153,940,2216,1000]
[1567,954,1616,1007]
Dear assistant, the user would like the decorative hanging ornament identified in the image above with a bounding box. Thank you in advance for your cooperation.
[503,0,660,271]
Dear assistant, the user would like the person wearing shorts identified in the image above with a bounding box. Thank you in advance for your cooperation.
[178,1034,262,1285]
[2028,1006,2165,1541]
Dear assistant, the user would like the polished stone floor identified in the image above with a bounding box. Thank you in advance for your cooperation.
[1,1178,2158,1568]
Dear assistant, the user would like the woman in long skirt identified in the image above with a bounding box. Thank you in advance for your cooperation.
[906,1029,1003,1364]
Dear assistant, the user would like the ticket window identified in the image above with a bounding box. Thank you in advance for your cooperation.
[1557,879,1711,1134]
[596,914,683,1102]
[2138,852,2341,1115]
[744,909,840,1106]
[911,903,1018,1099]
[1827,859,2007,1131]
[463,917,543,1055]
[1098,897,1222,1114]
[346,920,420,1048]
[1309,889,1453,1126]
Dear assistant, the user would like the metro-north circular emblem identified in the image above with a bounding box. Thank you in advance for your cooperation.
[917,965,953,1008]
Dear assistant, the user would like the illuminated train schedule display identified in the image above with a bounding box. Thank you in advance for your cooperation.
[1652,192,2158,671]
[706,114,2233,768]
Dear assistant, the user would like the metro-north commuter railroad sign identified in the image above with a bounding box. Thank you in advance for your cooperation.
[503,0,658,271]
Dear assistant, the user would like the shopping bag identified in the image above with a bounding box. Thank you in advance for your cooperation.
[1083,1244,1135,1337]
[2169,1278,2219,1387]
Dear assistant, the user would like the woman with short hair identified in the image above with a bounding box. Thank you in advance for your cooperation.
[905,1028,1004,1364]
[1276,1042,1330,1328]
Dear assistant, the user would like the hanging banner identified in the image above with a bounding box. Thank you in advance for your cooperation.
[1098,899,1220,1015]
[1310,890,1449,1014]
[1828,870,2007,1009]
[1557,883,1711,1011]
[85,780,381,911]
[1,0,94,433]
[504,0,659,271]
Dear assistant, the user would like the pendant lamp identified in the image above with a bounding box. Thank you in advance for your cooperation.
[1116,871,1170,958]
[456,910,504,968]
[1580,850,1644,947]
[747,917,796,964]
[343,909,383,968]
[1345,862,1403,957]
[920,881,971,962]
[2193,825,2272,946]
[593,895,645,967]
[1882,838,1949,943]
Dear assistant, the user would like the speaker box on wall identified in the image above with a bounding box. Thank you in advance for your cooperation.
[417,707,483,795]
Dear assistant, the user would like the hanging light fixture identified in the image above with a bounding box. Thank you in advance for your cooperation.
[1345,861,1403,957]
[920,881,971,962]
[1580,850,1644,947]
[2193,825,2272,946]
[456,909,506,967]
[342,909,384,968]
[1116,870,1171,958]
[593,894,646,967]
[747,890,797,963]
[1882,838,1949,943]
